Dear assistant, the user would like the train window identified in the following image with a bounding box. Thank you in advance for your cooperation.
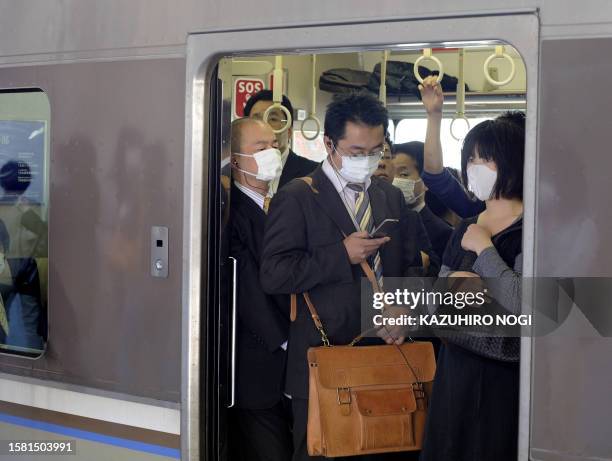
[395,117,491,170]
[0,89,49,358]
[292,130,326,162]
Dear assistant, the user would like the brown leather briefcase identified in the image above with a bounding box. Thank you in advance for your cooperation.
[307,340,435,457]
[291,176,436,456]
[291,262,436,458]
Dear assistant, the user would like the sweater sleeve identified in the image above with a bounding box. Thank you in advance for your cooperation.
[472,246,523,315]
[421,168,485,218]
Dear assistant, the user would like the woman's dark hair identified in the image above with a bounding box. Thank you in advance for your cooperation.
[460,117,524,200]
[392,141,425,175]
[324,92,389,145]
[446,167,462,184]
[0,160,32,194]
[243,90,295,121]
[497,111,526,130]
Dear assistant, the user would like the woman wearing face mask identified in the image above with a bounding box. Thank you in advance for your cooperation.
[419,88,525,461]
[391,141,453,262]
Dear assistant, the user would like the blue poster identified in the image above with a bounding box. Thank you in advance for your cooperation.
[0,120,46,204]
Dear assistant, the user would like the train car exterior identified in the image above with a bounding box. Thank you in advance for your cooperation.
[0,1,611,460]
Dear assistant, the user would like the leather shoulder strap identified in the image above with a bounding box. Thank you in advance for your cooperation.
[290,293,297,321]
[298,176,319,193]
[289,178,379,347]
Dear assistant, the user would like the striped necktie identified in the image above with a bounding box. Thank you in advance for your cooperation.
[347,183,384,288]
[263,197,271,214]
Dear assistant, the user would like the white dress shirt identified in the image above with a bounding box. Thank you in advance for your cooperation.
[234,180,266,210]
[321,157,371,230]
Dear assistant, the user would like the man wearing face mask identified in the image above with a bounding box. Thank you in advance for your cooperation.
[392,141,453,262]
[373,138,440,276]
[260,92,425,461]
[244,90,320,196]
[228,117,293,461]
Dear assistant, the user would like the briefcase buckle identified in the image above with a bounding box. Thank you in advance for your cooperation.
[337,387,352,405]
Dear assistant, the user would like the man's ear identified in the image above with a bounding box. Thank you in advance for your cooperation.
[323,135,334,155]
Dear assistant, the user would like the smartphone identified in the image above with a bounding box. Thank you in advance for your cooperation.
[369,218,399,238]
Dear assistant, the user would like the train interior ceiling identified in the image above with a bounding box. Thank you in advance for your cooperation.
[219,42,526,171]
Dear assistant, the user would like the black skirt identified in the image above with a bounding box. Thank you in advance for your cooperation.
[420,343,519,461]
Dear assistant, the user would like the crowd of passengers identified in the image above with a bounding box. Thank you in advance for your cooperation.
[224,77,525,461]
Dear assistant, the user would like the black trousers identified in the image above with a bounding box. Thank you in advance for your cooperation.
[291,398,419,461]
[229,398,293,461]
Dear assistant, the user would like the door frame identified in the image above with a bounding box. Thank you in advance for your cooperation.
[183,12,540,460]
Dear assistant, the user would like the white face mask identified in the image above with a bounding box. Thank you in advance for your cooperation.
[392,177,424,205]
[334,148,381,183]
[467,164,498,201]
[234,148,282,182]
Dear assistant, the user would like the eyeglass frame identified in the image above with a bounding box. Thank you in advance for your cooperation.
[331,141,385,159]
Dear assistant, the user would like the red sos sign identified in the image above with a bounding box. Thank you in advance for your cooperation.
[234,78,265,117]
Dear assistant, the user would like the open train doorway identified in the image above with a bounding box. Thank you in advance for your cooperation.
[183,13,538,461]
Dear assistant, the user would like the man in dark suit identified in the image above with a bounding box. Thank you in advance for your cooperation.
[391,142,453,262]
[260,93,427,461]
[244,90,319,193]
[228,117,292,461]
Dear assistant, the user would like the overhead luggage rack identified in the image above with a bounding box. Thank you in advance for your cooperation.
[386,91,526,119]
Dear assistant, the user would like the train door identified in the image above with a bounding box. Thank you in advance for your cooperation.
[183,12,539,461]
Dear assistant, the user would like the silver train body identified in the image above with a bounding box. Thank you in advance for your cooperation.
[0,1,610,460]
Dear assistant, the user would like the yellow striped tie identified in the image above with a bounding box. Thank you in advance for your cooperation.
[349,184,384,288]
[263,197,271,214]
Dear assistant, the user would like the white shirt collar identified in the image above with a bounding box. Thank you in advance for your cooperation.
[280,147,290,167]
[234,180,266,210]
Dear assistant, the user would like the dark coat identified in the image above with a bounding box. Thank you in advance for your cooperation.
[278,150,319,190]
[419,204,453,262]
[229,185,290,409]
[260,166,432,398]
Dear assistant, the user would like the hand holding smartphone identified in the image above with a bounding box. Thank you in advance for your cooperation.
[369,218,399,238]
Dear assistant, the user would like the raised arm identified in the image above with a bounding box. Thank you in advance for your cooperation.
[419,76,444,174]
[419,76,485,218]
